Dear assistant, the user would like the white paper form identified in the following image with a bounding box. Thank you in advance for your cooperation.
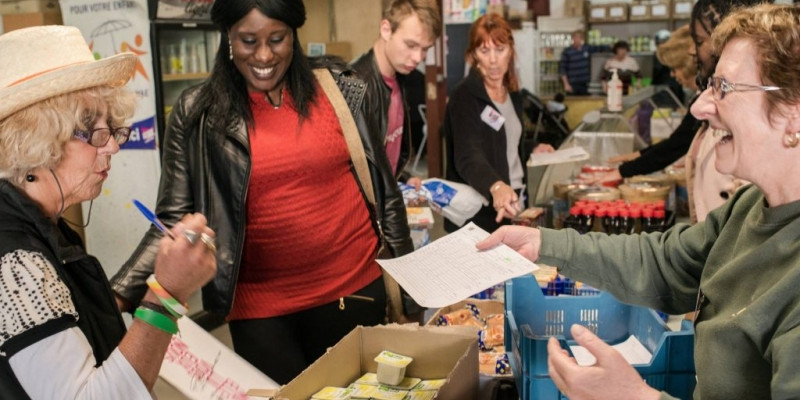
[527,146,590,167]
[569,335,653,366]
[377,222,538,308]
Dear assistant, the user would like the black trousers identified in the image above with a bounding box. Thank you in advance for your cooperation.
[228,277,386,384]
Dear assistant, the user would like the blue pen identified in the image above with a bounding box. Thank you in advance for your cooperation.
[133,199,176,239]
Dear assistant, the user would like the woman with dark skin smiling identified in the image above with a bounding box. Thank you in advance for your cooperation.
[111,0,413,384]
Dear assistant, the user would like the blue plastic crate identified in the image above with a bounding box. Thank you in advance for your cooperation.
[505,275,696,400]
[541,277,601,297]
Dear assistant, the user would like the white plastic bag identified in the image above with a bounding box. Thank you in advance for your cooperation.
[421,178,489,227]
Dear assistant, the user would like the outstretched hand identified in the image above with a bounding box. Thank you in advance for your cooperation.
[475,225,541,262]
[547,324,661,400]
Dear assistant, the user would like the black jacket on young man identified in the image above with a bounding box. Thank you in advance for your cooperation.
[351,49,413,181]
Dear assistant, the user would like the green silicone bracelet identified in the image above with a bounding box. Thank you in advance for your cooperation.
[134,307,178,335]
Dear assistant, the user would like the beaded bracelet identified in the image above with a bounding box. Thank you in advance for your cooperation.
[134,307,178,335]
[146,274,188,318]
[140,299,171,316]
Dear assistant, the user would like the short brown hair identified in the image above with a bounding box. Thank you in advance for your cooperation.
[466,13,519,92]
[657,26,697,84]
[711,4,800,119]
[383,0,442,39]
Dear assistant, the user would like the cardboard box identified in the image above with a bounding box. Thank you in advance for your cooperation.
[587,4,607,22]
[649,0,671,19]
[486,4,508,17]
[605,2,628,21]
[276,324,479,400]
[0,0,58,14]
[629,2,650,20]
[563,0,584,17]
[673,0,691,18]
[303,41,352,62]
[1,11,61,33]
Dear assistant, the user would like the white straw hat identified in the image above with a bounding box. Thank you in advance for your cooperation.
[0,25,137,121]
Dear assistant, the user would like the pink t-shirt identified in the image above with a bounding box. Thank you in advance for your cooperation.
[383,73,404,175]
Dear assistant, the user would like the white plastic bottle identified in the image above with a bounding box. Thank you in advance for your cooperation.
[607,69,623,112]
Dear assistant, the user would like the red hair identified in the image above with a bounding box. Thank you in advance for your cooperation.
[466,13,519,91]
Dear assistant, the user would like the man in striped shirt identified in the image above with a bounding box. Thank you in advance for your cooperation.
[559,30,610,95]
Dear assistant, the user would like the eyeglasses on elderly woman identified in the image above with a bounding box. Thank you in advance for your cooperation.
[72,126,132,147]
[707,76,782,100]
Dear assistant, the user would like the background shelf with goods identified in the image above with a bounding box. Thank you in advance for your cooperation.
[584,0,691,95]
[533,16,584,97]
[148,0,219,152]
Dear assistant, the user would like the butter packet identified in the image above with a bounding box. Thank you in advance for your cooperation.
[311,386,352,400]
[374,351,414,385]
[354,372,421,391]
[347,383,379,399]
[354,372,380,385]
[413,379,446,391]
[371,385,409,400]
[403,390,437,400]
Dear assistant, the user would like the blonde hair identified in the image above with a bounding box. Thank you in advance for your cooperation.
[466,13,519,92]
[383,0,442,39]
[657,26,697,86]
[0,86,136,184]
[711,4,800,119]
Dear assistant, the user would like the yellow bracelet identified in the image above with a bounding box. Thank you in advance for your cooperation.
[490,183,503,193]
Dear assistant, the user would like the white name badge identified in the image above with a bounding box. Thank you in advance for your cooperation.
[480,105,505,131]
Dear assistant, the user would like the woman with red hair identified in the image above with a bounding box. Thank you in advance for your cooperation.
[444,13,553,233]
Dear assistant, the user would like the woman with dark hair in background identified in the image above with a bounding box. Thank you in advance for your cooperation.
[444,13,554,233]
[601,40,642,95]
[111,0,414,384]
[590,0,769,185]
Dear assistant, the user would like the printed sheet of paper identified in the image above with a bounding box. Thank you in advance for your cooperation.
[527,146,589,167]
[569,335,653,366]
[159,317,279,400]
[377,222,538,308]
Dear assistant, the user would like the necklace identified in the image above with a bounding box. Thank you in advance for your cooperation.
[265,88,283,109]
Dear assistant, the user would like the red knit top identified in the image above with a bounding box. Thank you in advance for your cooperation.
[228,87,381,320]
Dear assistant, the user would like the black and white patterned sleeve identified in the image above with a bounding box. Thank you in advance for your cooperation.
[0,250,78,354]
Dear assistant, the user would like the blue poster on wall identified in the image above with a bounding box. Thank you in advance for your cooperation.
[122,116,157,150]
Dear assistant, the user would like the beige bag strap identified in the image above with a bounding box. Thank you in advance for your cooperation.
[313,68,376,207]
[314,68,408,323]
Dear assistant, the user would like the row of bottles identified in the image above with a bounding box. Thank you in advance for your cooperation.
[586,30,655,53]
[563,199,667,234]
[161,39,209,75]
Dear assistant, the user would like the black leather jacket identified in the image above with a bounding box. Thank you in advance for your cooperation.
[111,61,413,315]
[351,49,412,181]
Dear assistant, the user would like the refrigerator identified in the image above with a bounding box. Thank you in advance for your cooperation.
[533,16,584,98]
[149,0,220,148]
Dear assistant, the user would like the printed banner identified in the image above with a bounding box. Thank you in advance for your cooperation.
[60,0,162,277]
[61,0,157,150]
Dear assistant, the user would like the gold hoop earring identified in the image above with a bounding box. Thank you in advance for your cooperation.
[784,132,800,148]
[229,41,233,61]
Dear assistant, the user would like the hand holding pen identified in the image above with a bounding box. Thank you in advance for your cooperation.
[133,199,217,253]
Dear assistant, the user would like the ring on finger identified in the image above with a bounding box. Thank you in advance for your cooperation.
[183,229,199,245]
[200,233,217,253]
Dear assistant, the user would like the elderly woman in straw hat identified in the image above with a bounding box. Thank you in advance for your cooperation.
[479,4,800,399]
[0,26,216,398]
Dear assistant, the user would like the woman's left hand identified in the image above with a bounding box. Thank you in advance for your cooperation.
[533,143,556,154]
[547,324,661,400]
